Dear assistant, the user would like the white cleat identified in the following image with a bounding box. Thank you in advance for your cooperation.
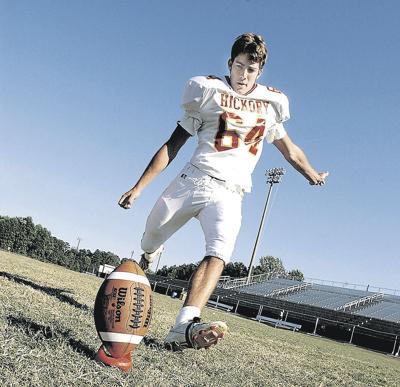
[164,317,228,351]
[139,245,164,271]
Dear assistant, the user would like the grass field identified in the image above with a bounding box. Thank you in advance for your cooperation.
[0,251,399,387]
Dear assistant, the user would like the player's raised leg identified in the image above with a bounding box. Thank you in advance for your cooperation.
[139,171,203,270]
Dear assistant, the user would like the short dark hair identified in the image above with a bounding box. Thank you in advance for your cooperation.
[230,33,268,69]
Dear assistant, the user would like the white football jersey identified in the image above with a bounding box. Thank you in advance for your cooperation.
[178,76,290,192]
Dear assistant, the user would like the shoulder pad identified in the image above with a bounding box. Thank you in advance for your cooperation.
[260,85,290,122]
[267,86,283,94]
[206,75,223,81]
[189,75,226,89]
[181,77,208,109]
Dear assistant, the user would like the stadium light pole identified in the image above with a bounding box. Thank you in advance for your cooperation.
[246,168,285,285]
[76,237,82,250]
[155,246,165,274]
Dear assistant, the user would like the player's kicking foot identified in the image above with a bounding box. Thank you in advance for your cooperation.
[164,317,228,351]
[139,245,164,271]
[95,345,132,373]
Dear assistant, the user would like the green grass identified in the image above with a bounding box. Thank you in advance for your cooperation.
[1,250,399,387]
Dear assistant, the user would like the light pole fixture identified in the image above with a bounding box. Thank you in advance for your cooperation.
[246,168,285,285]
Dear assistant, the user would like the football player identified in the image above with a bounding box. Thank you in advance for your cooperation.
[119,33,328,351]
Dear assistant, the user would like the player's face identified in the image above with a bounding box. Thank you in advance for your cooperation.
[229,53,261,95]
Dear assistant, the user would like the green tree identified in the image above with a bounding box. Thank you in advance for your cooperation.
[0,214,119,273]
[0,216,16,250]
[156,265,170,277]
[72,249,93,272]
[287,269,304,281]
[28,224,54,261]
[103,251,120,267]
[253,256,286,278]
[50,237,71,266]
[165,265,178,279]
[222,262,248,278]
[175,263,197,280]
[155,263,198,280]
[12,217,36,255]
[91,249,120,273]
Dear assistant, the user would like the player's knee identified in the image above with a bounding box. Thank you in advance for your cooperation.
[141,233,162,254]
[203,255,227,266]
[204,244,233,265]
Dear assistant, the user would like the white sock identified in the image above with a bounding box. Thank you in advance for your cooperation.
[174,306,201,325]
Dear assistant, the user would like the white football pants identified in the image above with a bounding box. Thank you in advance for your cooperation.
[141,163,243,264]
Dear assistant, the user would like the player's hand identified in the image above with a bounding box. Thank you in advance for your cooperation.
[118,189,140,209]
[310,171,329,186]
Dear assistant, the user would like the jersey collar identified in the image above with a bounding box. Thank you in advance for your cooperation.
[225,76,258,96]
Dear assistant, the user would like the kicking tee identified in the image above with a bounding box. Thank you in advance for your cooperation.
[178,76,290,192]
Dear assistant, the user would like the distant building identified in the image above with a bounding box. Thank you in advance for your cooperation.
[97,264,115,278]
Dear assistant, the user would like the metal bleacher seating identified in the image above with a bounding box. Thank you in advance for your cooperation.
[353,295,400,323]
[225,277,400,328]
[239,278,310,297]
[148,273,400,326]
[280,286,364,310]
[240,278,388,312]
[147,273,400,351]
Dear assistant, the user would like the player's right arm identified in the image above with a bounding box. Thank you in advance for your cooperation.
[118,124,191,209]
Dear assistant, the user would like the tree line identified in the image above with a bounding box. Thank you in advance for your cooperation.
[0,214,304,281]
[156,256,304,281]
[0,215,120,272]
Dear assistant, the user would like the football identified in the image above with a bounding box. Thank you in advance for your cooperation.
[94,260,153,358]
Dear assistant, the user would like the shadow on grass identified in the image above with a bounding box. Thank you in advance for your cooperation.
[7,315,97,359]
[2,272,170,354]
[7,315,168,357]
[0,271,91,311]
[142,336,169,351]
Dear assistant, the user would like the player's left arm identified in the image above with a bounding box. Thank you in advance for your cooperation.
[273,134,329,185]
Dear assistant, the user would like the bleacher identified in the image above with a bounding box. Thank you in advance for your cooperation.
[237,278,311,297]
[150,274,188,288]
[279,286,372,310]
[238,278,396,316]
[353,295,400,323]
[148,273,400,325]
[149,274,188,298]
[147,273,400,354]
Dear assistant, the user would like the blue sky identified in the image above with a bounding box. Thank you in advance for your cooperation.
[1,1,399,290]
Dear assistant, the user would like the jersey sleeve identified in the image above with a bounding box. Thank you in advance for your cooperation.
[177,77,205,136]
[265,122,287,143]
[278,94,290,122]
[272,90,290,123]
[265,89,290,143]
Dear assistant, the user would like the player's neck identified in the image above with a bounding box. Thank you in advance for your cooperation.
[225,76,257,96]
